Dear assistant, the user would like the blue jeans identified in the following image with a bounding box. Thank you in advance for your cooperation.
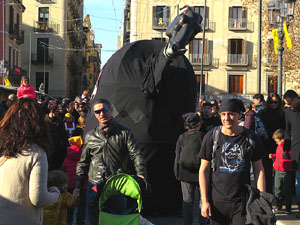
[296,163,300,209]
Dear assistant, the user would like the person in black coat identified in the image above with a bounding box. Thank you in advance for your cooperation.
[45,102,68,170]
[260,93,285,194]
[174,113,207,225]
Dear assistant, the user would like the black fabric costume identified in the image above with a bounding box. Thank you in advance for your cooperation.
[84,40,197,212]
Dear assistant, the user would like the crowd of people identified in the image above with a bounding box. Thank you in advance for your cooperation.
[1,75,300,225]
[175,91,299,225]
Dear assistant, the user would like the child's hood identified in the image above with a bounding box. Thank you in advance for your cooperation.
[67,146,82,161]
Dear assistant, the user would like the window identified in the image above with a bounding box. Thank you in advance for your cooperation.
[189,38,209,64]
[38,7,49,23]
[268,9,280,26]
[36,72,49,94]
[152,6,170,29]
[227,39,247,65]
[229,75,243,94]
[268,75,277,94]
[193,6,209,26]
[9,6,14,33]
[37,38,49,62]
[229,7,247,29]
[8,46,12,70]
[196,74,205,93]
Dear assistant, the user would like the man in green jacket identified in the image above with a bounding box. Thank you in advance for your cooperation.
[73,99,147,225]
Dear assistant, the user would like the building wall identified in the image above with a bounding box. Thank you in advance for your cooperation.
[123,0,271,98]
[22,0,67,96]
[0,0,25,85]
[22,0,83,98]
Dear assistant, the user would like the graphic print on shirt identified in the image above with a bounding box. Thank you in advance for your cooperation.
[220,142,245,173]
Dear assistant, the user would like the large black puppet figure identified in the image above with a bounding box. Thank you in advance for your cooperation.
[85,6,202,213]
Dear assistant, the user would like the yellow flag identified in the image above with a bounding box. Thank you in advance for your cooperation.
[4,76,12,86]
[272,29,279,54]
[283,22,293,50]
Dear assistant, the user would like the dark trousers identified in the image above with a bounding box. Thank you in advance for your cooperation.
[210,200,245,225]
[274,170,293,208]
[181,181,207,225]
[262,157,273,194]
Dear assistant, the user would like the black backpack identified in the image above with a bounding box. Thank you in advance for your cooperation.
[179,131,203,171]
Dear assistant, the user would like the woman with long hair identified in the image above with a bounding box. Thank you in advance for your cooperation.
[0,98,60,225]
[260,93,286,194]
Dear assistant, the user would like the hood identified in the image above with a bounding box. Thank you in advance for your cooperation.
[67,146,82,161]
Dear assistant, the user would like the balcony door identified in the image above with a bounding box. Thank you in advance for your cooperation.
[189,38,208,64]
[229,75,243,94]
[37,38,49,63]
[39,7,49,24]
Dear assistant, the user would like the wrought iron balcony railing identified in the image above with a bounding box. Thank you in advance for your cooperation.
[226,54,248,66]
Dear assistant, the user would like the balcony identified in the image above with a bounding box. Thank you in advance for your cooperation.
[31,53,54,64]
[33,20,59,33]
[226,54,248,66]
[228,18,253,31]
[202,18,216,31]
[125,20,130,33]
[189,54,211,66]
[36,0,57,3]
[9,25,25,44]
[152,17,170,30]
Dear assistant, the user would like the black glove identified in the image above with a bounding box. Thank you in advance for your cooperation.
[164,6,202,60]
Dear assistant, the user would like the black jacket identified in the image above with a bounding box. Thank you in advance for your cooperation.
[245,184,276,225]
[75,119,147,188]
[284,105,300,166]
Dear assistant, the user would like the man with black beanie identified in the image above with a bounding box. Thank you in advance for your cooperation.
[283,90,300,217]
[199,99,266,225]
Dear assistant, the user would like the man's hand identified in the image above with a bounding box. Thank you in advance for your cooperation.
[201,201,211,218]
[137,175,145,180]
[72,188,80,203]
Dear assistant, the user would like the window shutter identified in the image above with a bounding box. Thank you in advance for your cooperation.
[205,6,209,20]
[204,39,209,54]
[228,39,231,54]
[229,7,233,18]
[242,39,246,55]
[166,6,170,25]
[152,6,156,26]
[242,7,247,20]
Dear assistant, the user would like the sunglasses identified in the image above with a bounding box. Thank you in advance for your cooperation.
[270,101,279,104]
[94,107,110,114]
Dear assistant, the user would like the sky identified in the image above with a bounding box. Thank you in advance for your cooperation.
[84,0,126,68]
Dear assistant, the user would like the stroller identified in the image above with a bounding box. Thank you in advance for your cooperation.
[98,173,142,225]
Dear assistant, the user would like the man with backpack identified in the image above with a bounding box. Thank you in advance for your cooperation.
[199,99,266,225]
[174,112,207,225]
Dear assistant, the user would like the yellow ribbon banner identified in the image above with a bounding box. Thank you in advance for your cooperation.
[283,22,293,50]
[4,76,12,86]
[272,29,279,54]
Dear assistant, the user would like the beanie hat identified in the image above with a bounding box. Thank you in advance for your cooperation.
[68,136,83,147]
[65,113,72,118]
[219,99,245,113]
[182,112,201,128]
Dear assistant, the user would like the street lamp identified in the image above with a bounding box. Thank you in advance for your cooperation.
[267,0,296,97]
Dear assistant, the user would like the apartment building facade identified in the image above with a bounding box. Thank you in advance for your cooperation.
[21,0,83,97]
[120,0,296,98]
[82,14,101,94]
[0,0,25,86]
